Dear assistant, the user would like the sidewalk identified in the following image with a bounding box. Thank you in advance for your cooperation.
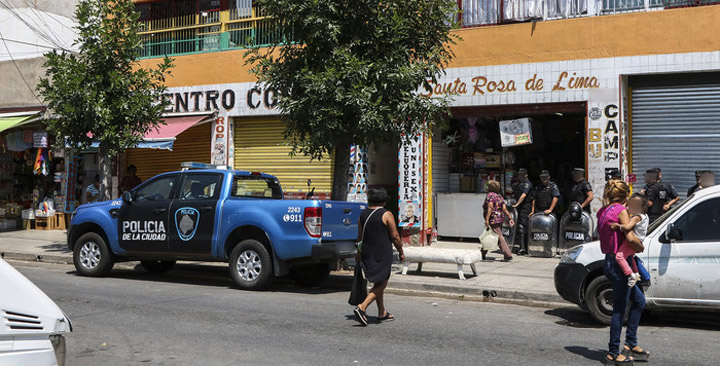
[0,230,565,306]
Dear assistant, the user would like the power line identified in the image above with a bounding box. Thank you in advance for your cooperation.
[0,1,73,52]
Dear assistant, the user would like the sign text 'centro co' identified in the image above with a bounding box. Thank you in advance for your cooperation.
[164,86,279,113]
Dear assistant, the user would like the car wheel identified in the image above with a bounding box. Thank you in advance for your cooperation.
[73,232,114,277]
[290,263,331,287]
[228,239,273,290]
[585,275,631,326]
[140,260,176,274]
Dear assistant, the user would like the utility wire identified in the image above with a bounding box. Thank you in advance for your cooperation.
[0,0,72,52]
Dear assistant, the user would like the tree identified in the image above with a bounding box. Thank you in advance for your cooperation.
[246,0,458,200]
[38,0,173,201]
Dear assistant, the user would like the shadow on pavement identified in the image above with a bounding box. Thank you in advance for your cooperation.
[66,262,351,295]
[546,306,720,331]
[39,243,72,254]
[564,346,606,363]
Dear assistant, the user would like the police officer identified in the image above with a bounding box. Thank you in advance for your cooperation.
[511,168,533,255]
[687,170,702,197]
[531,170,561,216]
[645,168,680,222]
[570,167,594,213]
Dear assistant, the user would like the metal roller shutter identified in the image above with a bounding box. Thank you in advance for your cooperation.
[631,83,720,196]
[126,123,212,181]
[234,117,334,195]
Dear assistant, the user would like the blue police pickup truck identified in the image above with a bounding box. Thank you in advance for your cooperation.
[68,163,364,290]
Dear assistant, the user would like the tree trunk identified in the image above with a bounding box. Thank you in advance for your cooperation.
[331,144,351,201]
[97,141,113,202]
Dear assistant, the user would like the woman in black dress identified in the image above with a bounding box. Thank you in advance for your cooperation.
[353,187,404,326]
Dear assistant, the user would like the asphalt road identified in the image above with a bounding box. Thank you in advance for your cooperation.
[10,260,720,366]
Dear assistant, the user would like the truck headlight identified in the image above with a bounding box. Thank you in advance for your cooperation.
[560,246,583,263]
[49,334,66,366]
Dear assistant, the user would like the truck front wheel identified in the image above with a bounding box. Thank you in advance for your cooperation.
[229,239,273,290]
[73,232,114,277]
[290,264,331,287]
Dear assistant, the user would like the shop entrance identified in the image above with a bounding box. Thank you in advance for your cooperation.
[433,102,587,238]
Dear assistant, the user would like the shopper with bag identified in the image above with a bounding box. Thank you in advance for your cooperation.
[352,187,404,326]
[481,180,514,262]
[597,180,650,365]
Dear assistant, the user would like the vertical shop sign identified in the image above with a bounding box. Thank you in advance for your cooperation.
[398,134,423,228]
[347,145,368,203]
[211,115,228,166]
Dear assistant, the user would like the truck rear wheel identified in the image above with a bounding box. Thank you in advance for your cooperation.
[290,263,331,287]
[229,239,273,290]
[73,232,114,277]
[140,260,176,274]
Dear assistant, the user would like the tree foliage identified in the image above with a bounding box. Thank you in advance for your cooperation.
[246,0,458,199]
[38,0,173,200]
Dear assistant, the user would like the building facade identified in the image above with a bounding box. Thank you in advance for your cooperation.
[134,0,720,240]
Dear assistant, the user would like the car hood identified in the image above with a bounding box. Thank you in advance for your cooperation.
[0,258,71,335]
[76,199,120,211]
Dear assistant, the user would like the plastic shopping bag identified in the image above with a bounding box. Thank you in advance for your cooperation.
[479,227,499,251]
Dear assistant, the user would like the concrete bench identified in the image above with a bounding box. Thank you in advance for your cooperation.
[401,246,482,280]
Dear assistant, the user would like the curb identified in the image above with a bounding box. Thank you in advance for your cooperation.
[1,251,73,265]
[1,252,566,309]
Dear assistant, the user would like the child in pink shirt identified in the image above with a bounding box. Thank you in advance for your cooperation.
[611,193,650,287]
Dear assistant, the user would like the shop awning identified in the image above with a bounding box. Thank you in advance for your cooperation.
[145,115,213,140]
[86,114,213,151]
[0,112,42,133]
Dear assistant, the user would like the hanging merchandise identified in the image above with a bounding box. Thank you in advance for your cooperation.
[6,131,33,151]
[33,148,50,176]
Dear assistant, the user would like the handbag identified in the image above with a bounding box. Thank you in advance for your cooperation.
[356,208,381,253]
[348,264,368,306]
[479,226,499,251]
[635,256,651,284]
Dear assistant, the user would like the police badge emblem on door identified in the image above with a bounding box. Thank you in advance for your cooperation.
[175,207,200,241]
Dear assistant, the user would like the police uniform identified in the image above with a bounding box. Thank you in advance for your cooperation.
[534,181,561,213]
[646,181,678,222]
[570,179,593,213]
[512,177,534,251]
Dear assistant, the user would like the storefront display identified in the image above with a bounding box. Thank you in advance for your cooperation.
[0,126,68,231]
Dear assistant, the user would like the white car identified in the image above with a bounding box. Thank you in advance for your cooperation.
[554,184,720,324]
[0,258,71,365]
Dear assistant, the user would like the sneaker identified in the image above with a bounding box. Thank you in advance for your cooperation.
[627,273,638,288]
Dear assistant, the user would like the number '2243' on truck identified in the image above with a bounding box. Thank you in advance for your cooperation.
[68,167,364,290]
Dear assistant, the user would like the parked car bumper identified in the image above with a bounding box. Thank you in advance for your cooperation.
[311,241,357,261]
[554,262,590,305]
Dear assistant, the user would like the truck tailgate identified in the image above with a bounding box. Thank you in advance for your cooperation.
[320,201,365,241]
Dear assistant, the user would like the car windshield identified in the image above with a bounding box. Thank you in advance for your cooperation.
[231,175,283,199]
[647,195,693,234]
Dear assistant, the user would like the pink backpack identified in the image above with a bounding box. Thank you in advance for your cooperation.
[597,203,626,254]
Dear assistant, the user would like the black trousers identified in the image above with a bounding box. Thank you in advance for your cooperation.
[515,211,530,252]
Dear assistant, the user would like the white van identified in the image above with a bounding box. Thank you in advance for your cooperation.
[0,258,71,365]
[554,184,720,324]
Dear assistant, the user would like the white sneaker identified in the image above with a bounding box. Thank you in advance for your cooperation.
[627,273,638,288]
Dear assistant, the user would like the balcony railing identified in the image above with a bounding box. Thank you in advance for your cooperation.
[138,5,280,58]
[458,0,719,27]
[137,0,720,58]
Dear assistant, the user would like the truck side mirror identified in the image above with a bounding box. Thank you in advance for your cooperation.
[122,191,133,204]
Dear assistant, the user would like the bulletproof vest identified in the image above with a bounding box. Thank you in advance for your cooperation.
[571,181,585,204]
[535,183,554,210]
[513,180,533,212]
[648,182,669,217]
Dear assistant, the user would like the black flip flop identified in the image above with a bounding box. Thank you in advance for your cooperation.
[622,346,649,362]
[378,312,395,322]
[604,354,634,365]
[353,307,368,326]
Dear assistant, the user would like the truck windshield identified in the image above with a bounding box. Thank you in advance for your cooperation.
[647,195,692,234]
[232,175,283,199]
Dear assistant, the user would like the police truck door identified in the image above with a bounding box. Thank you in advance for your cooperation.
[168,173,223,258]
[118,174,179,255]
